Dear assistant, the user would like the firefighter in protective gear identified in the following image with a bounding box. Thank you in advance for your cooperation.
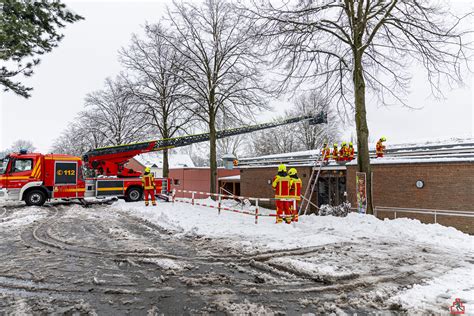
[376,137,386,158]
[348,142,355,160]
[142,167,156,206]
[272,164,291,224]
[288,168,302,222]
[339,142,349,161]
[332,143,339,161]
[321,143,331,161]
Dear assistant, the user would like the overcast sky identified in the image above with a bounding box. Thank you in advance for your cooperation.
[0,0,472,153]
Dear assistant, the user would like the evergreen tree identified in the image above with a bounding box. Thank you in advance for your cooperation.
[0,0,83,98]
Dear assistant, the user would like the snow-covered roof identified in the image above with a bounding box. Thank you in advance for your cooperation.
[218,175,240,181]
[238,138,474,167]
[135,152,195,168]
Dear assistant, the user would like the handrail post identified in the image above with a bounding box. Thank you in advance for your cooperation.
[394,211,397,219]
[192,192,195,205]
[218,194,221,215]
[434,210,437,224]
[255,199,259,224]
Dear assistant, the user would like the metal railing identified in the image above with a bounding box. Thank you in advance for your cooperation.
[374,206,474,223]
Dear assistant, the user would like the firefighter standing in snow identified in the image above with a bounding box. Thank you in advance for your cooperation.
[376,137,387,158]
[288,168,302,222]
[272,164,292,224]
[142,167,156,206]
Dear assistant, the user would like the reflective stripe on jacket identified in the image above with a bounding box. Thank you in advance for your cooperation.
[272,173,291,199]
[376,141,385,154]
[289,177,302,201]
[142,173,155,190]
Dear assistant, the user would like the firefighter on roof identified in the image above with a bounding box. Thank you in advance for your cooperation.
[349,142,355,160]
[142,167,156,206]
[339,142,349,161]
[272,164,292,224]
[288,168,302,222]
[376,137,387,158]
[332,143,339,161]
[321,142,331,162]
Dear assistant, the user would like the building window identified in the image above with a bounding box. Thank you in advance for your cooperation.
[174,179,181,186]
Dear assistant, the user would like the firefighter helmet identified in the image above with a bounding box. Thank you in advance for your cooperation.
[380,136,387,141]
[278,164,287,172]
[144,167,151,173]
[333,143,338,147]
[342,141,347,146]
[349,142,353,147]
[288,168,297,176]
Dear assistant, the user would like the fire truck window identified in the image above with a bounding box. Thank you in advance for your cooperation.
[0,157,10,175]
[12,159,33,173]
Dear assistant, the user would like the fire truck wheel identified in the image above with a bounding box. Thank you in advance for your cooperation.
[25,190,46,206]
[125,187,143,202]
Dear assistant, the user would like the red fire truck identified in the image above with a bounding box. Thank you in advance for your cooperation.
[0,113,326,206]
[0,152,167,205]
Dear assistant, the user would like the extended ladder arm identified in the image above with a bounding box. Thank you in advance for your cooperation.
[82,112,327,177]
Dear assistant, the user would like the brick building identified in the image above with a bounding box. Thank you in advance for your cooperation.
[237,141,474,233]
[168,168,240,198]
[346,159,474,233]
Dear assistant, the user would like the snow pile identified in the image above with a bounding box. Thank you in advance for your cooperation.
[0,206,46,229]
[390,266,474,314]
[117,200,474,254]
[318,202,351,217]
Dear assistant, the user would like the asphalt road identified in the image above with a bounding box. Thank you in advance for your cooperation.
[0,202,461,315]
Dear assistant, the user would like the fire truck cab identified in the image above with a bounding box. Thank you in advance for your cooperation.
[0,151,170,206]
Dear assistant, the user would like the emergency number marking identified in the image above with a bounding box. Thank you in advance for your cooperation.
[56,169,75,176]
[55,162,78,185]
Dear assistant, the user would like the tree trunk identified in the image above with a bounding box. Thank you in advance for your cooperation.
[163,149,169,178]
[353,53,373,214]
[209,112,218,195]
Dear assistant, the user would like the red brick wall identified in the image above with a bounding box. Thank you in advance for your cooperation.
[168,168,240,198]
[347,162,474,233]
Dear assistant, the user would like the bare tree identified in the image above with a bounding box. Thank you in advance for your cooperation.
[84,77,150,146]
[120,24,192,177]
[51,119,109,156]
[7,139,36,153]
[249,121,301,156]
[247,0,472,213]
[293,92,340,151]
[249,92,341,156]
[163,0,270,194]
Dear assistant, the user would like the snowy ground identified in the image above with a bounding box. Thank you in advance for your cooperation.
[0,199,473,314]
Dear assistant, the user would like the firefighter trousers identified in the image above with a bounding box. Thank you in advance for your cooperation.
[144,189,156,206]
[275,200,292,224]
[291,201,299,222]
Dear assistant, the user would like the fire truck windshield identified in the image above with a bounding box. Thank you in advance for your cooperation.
[0,157,9,175]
